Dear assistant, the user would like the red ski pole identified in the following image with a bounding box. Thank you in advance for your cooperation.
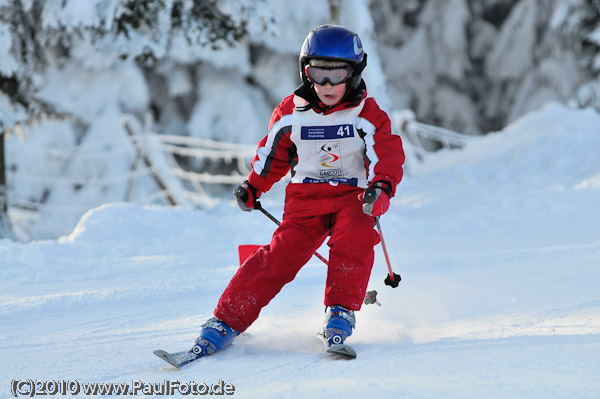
[363,187,401,288]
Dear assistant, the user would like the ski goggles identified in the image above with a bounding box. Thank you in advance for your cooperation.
[304,65,353,86]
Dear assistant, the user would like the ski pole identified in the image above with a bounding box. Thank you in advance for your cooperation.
[363,187,401,288]
[234,186,329,265]
[254,201,280,226]
[252,199,383,304]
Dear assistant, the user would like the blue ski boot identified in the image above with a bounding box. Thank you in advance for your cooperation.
[191,317,239,356]
[323,305,355,346]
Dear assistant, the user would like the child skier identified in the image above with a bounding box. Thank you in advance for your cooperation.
[192,24,405,356]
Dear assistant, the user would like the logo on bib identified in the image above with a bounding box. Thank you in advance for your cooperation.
[317,141,343,177]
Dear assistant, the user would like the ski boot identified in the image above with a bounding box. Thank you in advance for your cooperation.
[191,317,239,356]
[323,305,355,346]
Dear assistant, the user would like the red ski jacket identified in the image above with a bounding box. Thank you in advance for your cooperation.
[247,88,404,218]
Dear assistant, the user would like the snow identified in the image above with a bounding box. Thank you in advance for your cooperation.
[255,1,328,55]
[0,93,27,132]
[38,61,149,120]
[186,65,274,145]
[41,0,105,31]
[338,0,394,114]
[486,0,537,80]
[0,21,19,76]
[2,103,600,398]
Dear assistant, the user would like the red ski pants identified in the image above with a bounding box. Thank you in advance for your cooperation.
[215,186,380,333]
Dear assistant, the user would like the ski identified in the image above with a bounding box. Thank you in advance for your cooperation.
[154,332,253,369]
[155,332,356,368]
[153,349,203,369]
[316,332,357,359]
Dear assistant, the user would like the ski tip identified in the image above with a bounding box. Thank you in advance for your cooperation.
[327,344,357,359]
[153,350,182,369]
[316,332,357,359]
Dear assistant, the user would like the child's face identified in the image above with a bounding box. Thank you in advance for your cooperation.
[314,82,347,106]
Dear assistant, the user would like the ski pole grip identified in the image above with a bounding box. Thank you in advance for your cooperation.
[233,185,247,202]
[363,186,378,204]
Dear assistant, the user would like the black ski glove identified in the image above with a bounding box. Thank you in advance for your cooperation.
[233,180,260,212]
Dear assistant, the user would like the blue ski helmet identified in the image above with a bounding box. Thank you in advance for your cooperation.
[299,25,367,90]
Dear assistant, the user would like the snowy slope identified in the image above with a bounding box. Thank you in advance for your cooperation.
[1,103,600,398]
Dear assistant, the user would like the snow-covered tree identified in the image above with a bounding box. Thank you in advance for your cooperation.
[0,133,9,238]
[554,0,600,109]
[0,0,277,240]
[2,0,599,240]
[370,0,600,133]
[0,0,269,128]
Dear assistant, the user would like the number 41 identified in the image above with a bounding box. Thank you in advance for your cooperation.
[337,125,352,136]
